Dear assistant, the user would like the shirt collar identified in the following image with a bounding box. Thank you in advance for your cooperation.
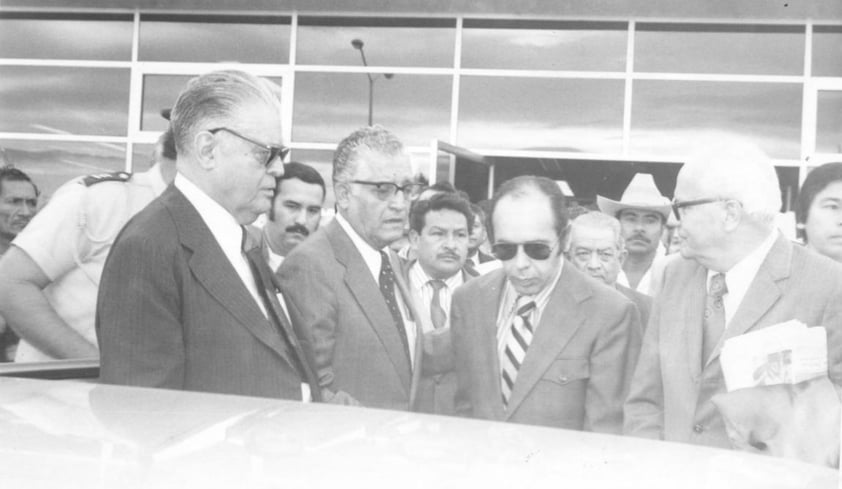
[175,173,243,257]
[335,212,384,280]
[409,260,464,291]
[708,229,778,294]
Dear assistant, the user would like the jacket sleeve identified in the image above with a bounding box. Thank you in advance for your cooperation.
[623,293,665,440]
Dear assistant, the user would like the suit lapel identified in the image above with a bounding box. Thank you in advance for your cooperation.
[505,266,589,418]
[475,270,508,420]
[682,264,708,379]
[166,187,291,361]
[327,221,412,390]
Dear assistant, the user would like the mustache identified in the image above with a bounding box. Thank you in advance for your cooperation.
[628,232,651,243]
[285,223,310,237]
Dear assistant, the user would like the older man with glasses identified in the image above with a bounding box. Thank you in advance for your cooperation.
[450,175,640,433]
[279,125,425,410]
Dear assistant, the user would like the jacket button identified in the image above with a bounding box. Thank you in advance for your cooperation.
[559,376,569,384]
[693,424,704,433]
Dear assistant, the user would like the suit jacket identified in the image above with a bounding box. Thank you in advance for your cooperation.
[624,234,842,448]
[452,264,641,433]
[616,284,651,332]
[278,219,423,411]
[96,185,319,400]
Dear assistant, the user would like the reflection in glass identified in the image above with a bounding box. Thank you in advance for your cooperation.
[296,17,455,67]
[293,73,450,146]
[461,20,627,71]
[0,66,130,136]
[0,140,125,198]
[812,26,842,77]
[816,91,842,154]
[457,76,624,153]
[635,23,804,75]
[139,14,290,63]
[630,80,802,159]
[0,13,133,60]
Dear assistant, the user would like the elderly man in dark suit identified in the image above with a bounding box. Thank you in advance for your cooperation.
[624,145,842,448]
[452,175,640,433]
[97,70,320,401]
[279,125,425,410]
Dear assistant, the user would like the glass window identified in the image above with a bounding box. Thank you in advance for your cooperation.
[630,80,803,159]
[461,20,627,71]
[139,14,290,63]
[293,73,451,146]
[816,90,842,154]
[813,26,842,77]
[0,139,126,198]
[296,17,455,67]
[457,76,625,153]
[0,13,133,60]
[635,23,804,75]
[0,66,130,136]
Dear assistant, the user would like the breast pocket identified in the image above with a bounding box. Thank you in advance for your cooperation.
[540,357,590,386]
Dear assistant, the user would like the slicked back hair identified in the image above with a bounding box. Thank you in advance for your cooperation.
[409,192,474,234]
[332,125,404,184]
[568,211,625,252]
[489,175,568,243]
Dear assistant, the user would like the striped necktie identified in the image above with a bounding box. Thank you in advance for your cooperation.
[500,297,537,407]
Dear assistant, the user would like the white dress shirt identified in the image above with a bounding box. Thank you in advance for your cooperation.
[335,213,417,366]
[408,261,464,333]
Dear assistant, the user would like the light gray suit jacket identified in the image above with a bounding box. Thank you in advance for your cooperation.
[452,264,641,433]
[278,219,423,411]
[624,234,842,448]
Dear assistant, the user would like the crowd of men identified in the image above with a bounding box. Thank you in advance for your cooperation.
[0,70,840,462]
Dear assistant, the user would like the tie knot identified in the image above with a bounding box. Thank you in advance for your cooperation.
[709,273,728,298]
[429,279,446,292]
[516,297,536,317]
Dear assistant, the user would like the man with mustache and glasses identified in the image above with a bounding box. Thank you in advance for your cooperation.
[259,162,325,273]
[597,173,671,296]
[401,192,475,415]
[451,175,640,432]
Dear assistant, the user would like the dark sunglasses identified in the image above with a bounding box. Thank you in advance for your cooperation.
[491,241,558,261]
[209,127,290,167]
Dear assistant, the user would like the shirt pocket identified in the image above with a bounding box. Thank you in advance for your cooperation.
[540,357,590,386]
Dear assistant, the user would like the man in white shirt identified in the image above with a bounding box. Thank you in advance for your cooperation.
[279,125,425,410]
[260,161,325,273]
[402,192,474,415]
[625,145,842,448]
[97,70,320,401]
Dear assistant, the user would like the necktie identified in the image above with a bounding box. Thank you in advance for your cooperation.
[702,272,728,363]
[379,250,410,358]
[429,279,447,330]
[463,258,479,278]
[500,298,537,407]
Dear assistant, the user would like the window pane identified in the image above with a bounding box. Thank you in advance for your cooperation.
[139,14,290,63]
[0,13,132,60]
[0,140,125,198]
[461,20,627,71]
[296,17,455,67]
[635,23,804,75]
[293,73,451,146]
[0,67,130,136]
[457,77,624,153]
[816,90,842,154]
[813,26,842,77]
[630,81,802,159]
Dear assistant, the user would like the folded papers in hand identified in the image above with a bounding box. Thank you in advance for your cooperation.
[720,320,827,392]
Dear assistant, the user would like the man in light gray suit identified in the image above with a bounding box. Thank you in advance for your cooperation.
[279,126,425,410]
[624,145,842,448]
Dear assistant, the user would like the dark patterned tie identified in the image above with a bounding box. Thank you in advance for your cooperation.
[429,279,447,330]
[379,250,410,358]
[500,298,537,407]
[703,272,728,363]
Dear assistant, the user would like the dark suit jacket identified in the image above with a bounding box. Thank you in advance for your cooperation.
[96,185,318,400]
[624,234,842,448]
[278,219,423,411]
[452,264,641,433]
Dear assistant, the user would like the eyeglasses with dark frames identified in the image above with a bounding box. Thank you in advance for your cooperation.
[671,198,728,220]
[491,241,559,261]
[350,180,425,201]
[209,127,289,167]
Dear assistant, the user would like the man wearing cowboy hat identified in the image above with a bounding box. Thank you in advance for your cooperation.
[597,173,671,296]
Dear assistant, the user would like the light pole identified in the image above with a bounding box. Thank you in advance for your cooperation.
[351,38,394,126]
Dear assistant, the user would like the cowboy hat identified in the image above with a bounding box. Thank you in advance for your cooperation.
[597,173,671,221]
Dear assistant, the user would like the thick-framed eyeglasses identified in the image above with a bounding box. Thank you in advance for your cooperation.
[491,241,559,261]
[350,180,425,201]
[671,197,728,220]
[209,127,289,167]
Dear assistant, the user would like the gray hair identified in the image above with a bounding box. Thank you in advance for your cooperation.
[568,211,625,252]
[170,70,282,157]
[332,125,405,183]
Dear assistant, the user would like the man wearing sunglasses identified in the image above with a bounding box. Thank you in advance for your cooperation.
[451,175,640,432]
[625,146,842,449]
[97,70,320,402]
[279,125,425,410]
